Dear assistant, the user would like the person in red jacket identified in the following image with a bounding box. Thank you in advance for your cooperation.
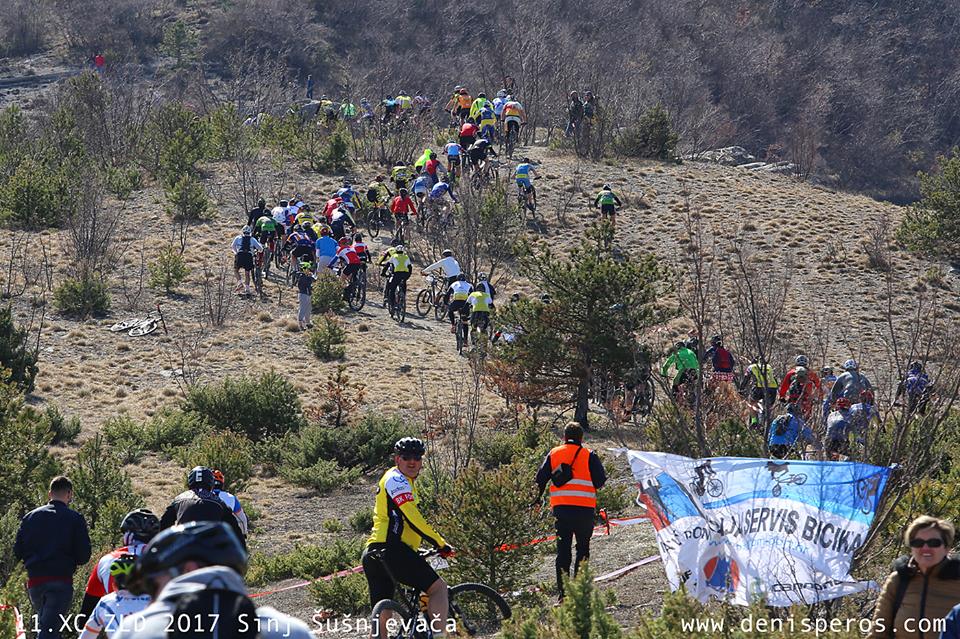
[424,151,445,186]
[778,354,822,401]
[459,119,478,150]
[390,188,418,220]
[534,423,607,602]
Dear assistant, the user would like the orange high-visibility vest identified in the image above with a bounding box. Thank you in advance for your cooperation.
[548,444,596,508]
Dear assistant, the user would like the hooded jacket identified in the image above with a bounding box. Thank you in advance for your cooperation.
[868,556,960,639]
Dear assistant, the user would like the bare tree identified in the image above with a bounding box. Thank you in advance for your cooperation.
[199,258,236,327]
[65,176,123,279]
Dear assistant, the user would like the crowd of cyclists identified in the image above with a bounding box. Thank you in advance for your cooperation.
[660,335,935,461]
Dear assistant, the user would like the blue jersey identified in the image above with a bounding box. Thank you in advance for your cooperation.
[337,187,359,204]
[430,182,454,199]
[768,414,815,447]
[515,163,533,179]
[412,176,431,193]
[904,372,930,395]
[493,97,506,116]
[315,235,338,257]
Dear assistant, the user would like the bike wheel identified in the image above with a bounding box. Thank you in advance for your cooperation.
[396,287,406,323]
[367,210,382,238]
[109,319,139,332]
[128,319,158,337]
[448,583,511,638]
[415,290,432,317]
[434,299,448,322]
[349,272,367,311]
[456,322,466,354]
[370,598,413,639]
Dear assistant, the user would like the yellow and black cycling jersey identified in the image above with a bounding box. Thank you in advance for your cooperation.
[367,467,446,550]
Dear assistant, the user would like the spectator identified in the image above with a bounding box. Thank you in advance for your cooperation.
[868,516,960,639]
[94,53,105,74]
[115,522,311,639]
[14,475,92,639]
[306,74,314,100]
[534,422,607,602]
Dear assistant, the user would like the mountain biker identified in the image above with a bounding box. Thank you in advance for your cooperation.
[301,218,318,243]
[334,236,363,299]
[395,91,413,113]
[582,91,598,124]
[246,197,267,229]
[413,91,431,115]
[391,162,411,191]
[830,359,873,407]
[424,151,446,186]
[79,553,151,639]
[768,404,820,460]
[594,184,622,220]
[467,137,498,171]
[337,181,361,208]
[339,98,357,120]
[492,89,508,118]
[742,358,778,428]
[444,85,462,118]
[501,95,526,141]
[322,196,343,223]
[360,98,375,123]
[469,92,492,121]
[455,87,473,121]
[414,148,433,174]
[296,261,316,330]
[79,509,160,625]
[330,203,357,241]
[516,158,538,207]
[159,467,245,547]
[271,199,289,227]
[467,288,492,335]
[459,118,479,150]
[367,175,393,210]
[429,180,459,207]
[825,397,857,459]
[474,272,496,308]
[444,139,463,175]
[381,97,398,123]
[315,225,339,270]
[781,366,820,420]
[660,340,700,400]
[254,211,279,275]
[390,187,418,228]
[383,245,412,310]
[363,438,454,639]
[445,273,473,333]
[703,335,736,382]
[211,470,249,536]
[412,174,431,205]
[115,522,311,639]
[285,224,315,267]
[422,249,462,286]
[565,91,584,136]
[352,232,370,263]
[778,354,822,401]
[896,361,933,414]
[231,226,263,295]
[478,103,498,142]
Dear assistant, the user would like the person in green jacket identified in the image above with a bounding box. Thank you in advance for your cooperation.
[594,184,622,220]
[414,148,433,174]
[661,339,700,399]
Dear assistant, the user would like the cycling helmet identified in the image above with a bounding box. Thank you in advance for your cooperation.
[241,226,252,236]
[212,469,225,489]
[510,292,521,302]
[497,89,507,98]
[279,200,289,207]
[320,226,330,236]
[338,237,351,247]
[685,337,699,349]
[457,273,466,281]
[302,220,313,228]
[540,294,552,303]
[187,466,214,490]
[343,180,351,187]
[710,335,722,346]
[300,261,313,271]
[795,354,809,367]
[835,397,852,410]
[128,522,248,594]
[843,359,859,371]
[257,198,265,208]
[395,245,406,253]
[821,366,834,376]
[522,157,531,163]
[354,233,364,242]
[909,361,923,373]
[459,88,468,95]
[478,92,486,98]
[674,341,686,351]
[110,553,137,590]
[399,188,409,196]
[442,249,454,257]
[602,183,612,190]
[794,366,808,378]
[477,272,488,281]
[570,91,579,98]
[120,509,160,542]
[394,437,426,456]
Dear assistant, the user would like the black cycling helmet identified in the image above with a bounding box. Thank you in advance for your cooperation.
[121,508,161,542]
[909,361,923,373]
[457,273,466,281]
[354,232,364,242]
[187,466,215,490]
[394,437,426,456]
[127,521,248,595]
[710,334,722,346]
[257,198,265,208]
[686,337,699,349]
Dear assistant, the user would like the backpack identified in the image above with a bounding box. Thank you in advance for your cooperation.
[366,188,379,203]
[772,416,790,437]
[169,588,261,638]
[551,446,583,487]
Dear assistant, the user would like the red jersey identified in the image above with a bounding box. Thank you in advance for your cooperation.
[459,123,478,137]
[323,198,342,222]
[337,246,361,265]
[391,195,417,216]
[353,242,369,260]
[425,158,440,176]
[84,543,147,598]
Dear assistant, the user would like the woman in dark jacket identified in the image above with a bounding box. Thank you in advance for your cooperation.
[869,516,960,639]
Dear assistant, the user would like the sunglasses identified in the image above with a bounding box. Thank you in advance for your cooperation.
[400,454,423,462]
[909,538,945,548]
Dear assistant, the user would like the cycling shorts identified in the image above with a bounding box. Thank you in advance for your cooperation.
[341,263,361,277]
[600,203,616,216]
[516,178,531,189]
[234,252,254,272]
[505,116,522,130]
[362,544,439,608]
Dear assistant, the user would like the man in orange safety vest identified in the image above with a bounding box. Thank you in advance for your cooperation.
[534,422,607,601]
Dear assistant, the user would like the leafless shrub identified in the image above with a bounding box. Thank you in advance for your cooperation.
[116,242,147,311]
[419,366,484,482]
[199,258,236,327]
[863,212,893,271]
[65,177,123,279]
[168,322,212,396]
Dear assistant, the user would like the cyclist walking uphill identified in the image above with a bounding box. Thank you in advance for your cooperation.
[703,335,736,383]
[296,261,316,331]
[778,354,822,403]
[362,438,455,638]
[660,340,700,401]
[515,157,538,208]
[594,184,622,221]
[231,225,262,295]
[742,357,778,428]
[534,423,607,601]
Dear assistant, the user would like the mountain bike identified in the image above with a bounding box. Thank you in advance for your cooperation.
[470,159,500,191]
[415,275,448,321]
[504,122,522,158]
[455,312,469,355]
[368,549,510,639]
[346,266,367,311]
[389,279,407,324]
[367,204,391,239]
[109,304,167,337]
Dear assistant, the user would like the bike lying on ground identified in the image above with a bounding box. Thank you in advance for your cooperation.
[109,304,167,337]
[368,548,510,639]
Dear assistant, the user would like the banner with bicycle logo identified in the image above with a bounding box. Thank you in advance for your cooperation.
[625,451,892,607]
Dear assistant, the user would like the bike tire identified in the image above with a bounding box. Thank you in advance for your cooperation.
[456,322,465,354]
[434,299,448,322]
[128,320,158,337]
[370,598,413,639]
[448,583,511,638]
[367,210,382,238]
[415,289,432,317]
[349,273,367,311]
[396,288,406,323]
[109,319,139,332]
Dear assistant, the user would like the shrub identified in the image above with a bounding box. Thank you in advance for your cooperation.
[349,507,373,535]
[309,573,368,615]
[0,382,61,513]
[307,315,346,361]
[0,305,39,393]
[145,409,210,450]
[252,435,287,477]
[104,165,142,199]
[103,415,146,463]
[290,415,414,474]
[68,434,142,530]
[322,518,342,533]
[897,147,960,260]
[312,274,346,314]
[474,421,554,470]
[318,124,351,173]
[183,371,305,442]
[616,104,679,160]
[434,462,552,592]
[0,156,68,228]
[281,458,361,494]
[173,430,254,494]
[246,537,363,586]
[165,173,209,221]
[42,405,81,444]
[148,245,189,294]
[54,275,111,318]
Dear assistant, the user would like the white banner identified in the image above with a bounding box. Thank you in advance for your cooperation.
[626,451,892,607]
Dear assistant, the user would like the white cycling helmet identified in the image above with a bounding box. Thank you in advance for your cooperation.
[795,354,809,367]
[843,359,858,371]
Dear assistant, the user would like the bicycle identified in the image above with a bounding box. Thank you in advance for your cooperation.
[368,548,510,639]
[109,304,167,337]
[504,123,522,158]
[367,204,391,239]
[388,279,407,324]
[470,159,500,191]
[346,265,367,311]
[455,312,469,355]
[394,215,408,244]
[415,275,448,321]
[766,462,808,497]
[689,462,723,498]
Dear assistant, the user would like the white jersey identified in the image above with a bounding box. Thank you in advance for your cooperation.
[271,205,286,224]
[80,590,151,639]
[214,489,249,535]
[448,280,472,301]
[423,256,462,279]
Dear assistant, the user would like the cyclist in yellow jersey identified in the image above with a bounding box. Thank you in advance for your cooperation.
[466,289,491,334]
[363,438,454,637]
